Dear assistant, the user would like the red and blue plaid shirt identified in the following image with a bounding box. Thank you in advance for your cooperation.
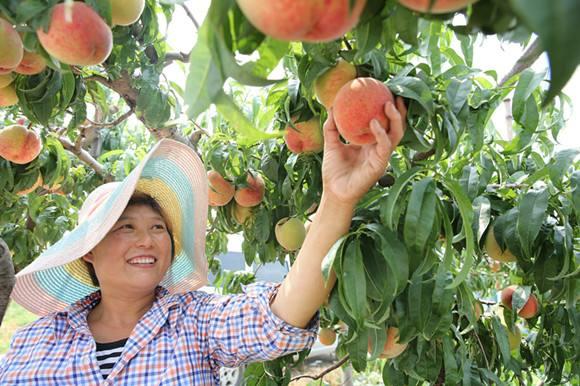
[0,282,318,385]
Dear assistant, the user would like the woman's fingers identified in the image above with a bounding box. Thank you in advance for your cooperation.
[384,100,405,146]
[322,109,341,146]
[370,118,391,157]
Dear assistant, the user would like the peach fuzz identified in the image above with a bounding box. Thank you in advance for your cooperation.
[501,286,539,319]
[111,0,146,26]
[234,173,265,207]
[207,170,235,207]
[333,77,394,145]
[0,19,23,74]
[398,0,478,14]
[236,0,366,42]
[0,74,14,89]
[15,51,47,75]
[37,2,113,66]
[314,59,357,108]
[303,0,367,42]
[0,85,18,107]
[0,124,42,164]
[284,118,324,154]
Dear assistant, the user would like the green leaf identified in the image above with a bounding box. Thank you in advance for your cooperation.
[214,91,281,145]
[446,78,472,115]
[472,196,491,243]
[184,22,224,119]
[321,235,346,284]
[511,0,580,102]
[512,69,544,123]
[387,77,434,115]
[441,177,475,289]
[404,177,437,272]
[548,149,580,187]
[380,167,422,230]
[571,171,580,218]
[517,187,549,258]
[341,238,368,325]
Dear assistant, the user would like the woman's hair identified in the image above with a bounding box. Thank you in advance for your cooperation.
[85,194,175,287]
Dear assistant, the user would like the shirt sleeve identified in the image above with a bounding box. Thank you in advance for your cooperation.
[199,282,319,368]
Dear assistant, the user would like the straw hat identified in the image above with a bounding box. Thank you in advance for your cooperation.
[11,139,208,316]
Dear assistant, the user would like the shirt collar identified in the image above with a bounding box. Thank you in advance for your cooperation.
[62,286,178,334]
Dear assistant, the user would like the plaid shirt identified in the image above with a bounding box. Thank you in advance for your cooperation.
[0,282,318,385]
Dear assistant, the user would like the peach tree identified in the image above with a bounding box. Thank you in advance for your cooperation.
[0,0,578,384]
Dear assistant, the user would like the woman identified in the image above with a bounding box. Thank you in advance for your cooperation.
[0,101,406,385]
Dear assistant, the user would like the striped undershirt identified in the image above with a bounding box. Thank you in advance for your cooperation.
[95,338,128,379]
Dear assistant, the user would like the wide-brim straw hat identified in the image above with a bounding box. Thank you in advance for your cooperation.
[11,139,208,316]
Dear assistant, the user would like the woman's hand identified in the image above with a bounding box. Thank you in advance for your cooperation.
[321,96,407,206]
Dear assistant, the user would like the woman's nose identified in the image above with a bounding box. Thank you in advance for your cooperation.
[134,229,154,247]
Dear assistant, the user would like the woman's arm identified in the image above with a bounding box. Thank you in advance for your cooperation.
[270,98,407,328]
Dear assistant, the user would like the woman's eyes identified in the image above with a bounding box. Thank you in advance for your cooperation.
[116,223,165,231]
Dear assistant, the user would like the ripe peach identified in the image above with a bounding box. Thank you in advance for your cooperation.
[303,0,367,42]
[234,173,265,207]
[0,74,14,88]
[398,0,478,13]
[0,18,23,74]
[0,85,18,107]
[232,203,253,225]
[236,0,366,42]
[314,59,357,108]
[236,0,320,41]
[318,328,337,346]
[111,0,146,26]
[368,327,408,359]
[15,51,47,75]
[501,286,539,319]
[333,77,394,145]
[37,2,113,66]
[0,124,42,164]
[275,217,306,251]
[484,226,517,263]
[207,171,235,207]
[284,118,324,154]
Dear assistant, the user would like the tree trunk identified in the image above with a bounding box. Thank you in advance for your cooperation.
[0,238,16,326]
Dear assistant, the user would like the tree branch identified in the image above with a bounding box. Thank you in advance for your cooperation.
[85,107,135,128]
[180,3,200,30]
[57,136,113,181]
[498,38,544,88]
[164,51,191,65]
[290,355,350,382]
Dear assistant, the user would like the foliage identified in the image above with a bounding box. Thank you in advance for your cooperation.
[0,0,579,384]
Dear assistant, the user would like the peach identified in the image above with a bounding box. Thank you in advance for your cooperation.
[15,51,47,75]
[207,170,235,207]
[318,328,336,346]
[0,85,18,107]
[368,327,408,359]
[484,226,517,263]
[236,0,366,42]
[284,118,324,154]
[303,0,367,42]
[0,124,42,164]
[111,0,146,26]
[333,77,394,145]
[232,203,253,225]
[0,74,14,88]
[37,2,113,66]
[398,0,478,14]
[275,217,306,251]
[314,59,357,108]
[0,18,23,74]
[234,173,265,207]
[501,286,539,319]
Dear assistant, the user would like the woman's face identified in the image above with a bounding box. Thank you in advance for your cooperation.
[83,204,173,294]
